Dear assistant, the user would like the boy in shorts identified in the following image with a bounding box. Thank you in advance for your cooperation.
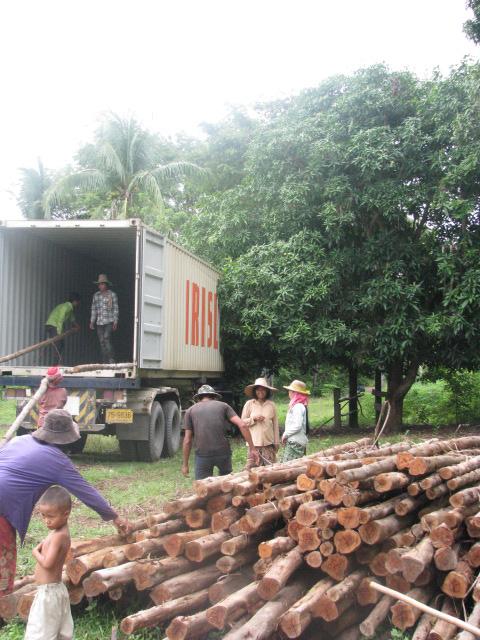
[24,486,73,640]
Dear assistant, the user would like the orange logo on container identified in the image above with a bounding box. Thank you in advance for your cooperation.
[185,280,219,349]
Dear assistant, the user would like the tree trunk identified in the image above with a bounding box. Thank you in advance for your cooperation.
[208,572,253,604]
[82,562,137,597]
[185,530,231,562]
[359,594,393,638]
[133,556,194,591]
[215,547,258,573]
[166,610,214,640]
[256,547,303,600]
[151,564,221,604]
[206,582,260,630]
[120,589,210,634]
[164,529,211,558]
[348,365,358,429]
[383,361,419,433]
[279,577,334,638]
[258,536,296,559]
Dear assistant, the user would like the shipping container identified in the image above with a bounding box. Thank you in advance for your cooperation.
[0,219,225,461]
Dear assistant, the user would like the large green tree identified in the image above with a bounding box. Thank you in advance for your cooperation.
[45,114,203,220]
[465,0,480,43]
[184,64,480,431]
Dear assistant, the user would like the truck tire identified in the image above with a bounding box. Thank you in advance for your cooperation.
[136,401,165,462]
[68,433,88,454]
[119,439,137,461]
[161,400,181,457]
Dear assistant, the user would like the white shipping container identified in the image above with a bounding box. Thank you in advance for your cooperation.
[0,219,224,379]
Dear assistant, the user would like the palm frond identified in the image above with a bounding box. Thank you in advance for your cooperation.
[127,171,165,208]
[152,161,207,182]
[44,170,106,216]
[98,142,126,183]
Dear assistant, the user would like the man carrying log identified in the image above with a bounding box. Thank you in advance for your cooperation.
[45,292,81,364]
[182,385,260,480]
[0,409,132,598]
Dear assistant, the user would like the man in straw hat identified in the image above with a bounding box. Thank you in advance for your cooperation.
[182,385,260,480]
[90,274,119,363]
[282,379,310,461]
[241,377,280,469]
[0,409,131,598]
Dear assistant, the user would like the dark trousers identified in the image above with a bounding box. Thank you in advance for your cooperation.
[46,325,64,364]
[195,452,232,480]
[97,323,115,363]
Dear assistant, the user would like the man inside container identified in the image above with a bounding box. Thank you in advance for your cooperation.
[90,274,119,364]
[182,385,260,480]
[45,293,81,364]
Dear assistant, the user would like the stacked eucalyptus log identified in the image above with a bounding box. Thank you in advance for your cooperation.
[3,435,480,640]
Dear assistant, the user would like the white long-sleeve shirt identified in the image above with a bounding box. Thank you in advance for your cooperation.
[283,404,308,446]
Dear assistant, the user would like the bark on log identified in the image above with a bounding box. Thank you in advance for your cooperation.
[317,510,338,529]
[83,562,137,597]
[357,494,406,525]
[450,487,480,508]
[165,495,207,515]
[295,500,329,526]
[194,475,232,498]
[256,546,303,600]
[133,556,195,591]
[401,537,435,583]
[149,519,186,538]
[146,512,171,528]
[426,483,449,500]
[208,571,253,604]
[411,612,436,640]
[440,455,480,480]
[166,610,214,640]
[221,581,305,640]
[102,544,132,567]
[342,488,381,508]
[273,483,299,499]
[125,537,170,561]
[279,577,334,638]
[258,536,296,559]
[211,507,244,532]
[66,546,118,584]
[185,531,231,562]
[151,564,222,604]
[0,584,37,620]
[215,547,258,573]
[408,454,464,476]
[359,594,394,638]
[420,473,443,491]
[311,570,365,621]
[120,589,210,634]
[245,502,282,530]
[206,582,260,630]
[69,534,126,557]
[448,468,480,492]
[164,529,211,558]
[395,494,429,517]
[359,514,415,545]
[357,576,382,605]
[386,574,411,594]
[374,472,410,492]
[337,457,398,484]
[428,598,458,640]
[435,543,461,571]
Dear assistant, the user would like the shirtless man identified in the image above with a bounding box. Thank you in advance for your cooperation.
[24,486,74,640]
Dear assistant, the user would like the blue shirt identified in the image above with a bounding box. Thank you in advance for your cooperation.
[0,435,117,541]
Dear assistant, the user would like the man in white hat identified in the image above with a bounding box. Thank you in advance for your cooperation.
[90,274,119,363]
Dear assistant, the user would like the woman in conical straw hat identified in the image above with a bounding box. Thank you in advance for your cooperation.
[241,377,279,469]
[281,379,310,461]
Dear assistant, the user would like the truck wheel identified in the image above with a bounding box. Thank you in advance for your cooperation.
[69,433,88,454]
[136,401,165,462]
[161,400,181,457]
[119,439,137,461]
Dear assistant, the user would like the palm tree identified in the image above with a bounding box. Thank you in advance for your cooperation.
[18,159,51,219]
[45,115,204,219]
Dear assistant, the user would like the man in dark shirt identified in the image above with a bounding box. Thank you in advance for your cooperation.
[182,385,260,480]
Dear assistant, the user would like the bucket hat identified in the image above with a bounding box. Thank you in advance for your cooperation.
[193,384,222,401]
[244,377,278,397]
[32,409,80,445]
[283,379,311,395]
[94,274,112,285]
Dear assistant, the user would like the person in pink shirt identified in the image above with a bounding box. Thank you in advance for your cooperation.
[37,367,68,429]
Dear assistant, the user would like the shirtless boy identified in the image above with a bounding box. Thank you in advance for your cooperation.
[24,486,73,640]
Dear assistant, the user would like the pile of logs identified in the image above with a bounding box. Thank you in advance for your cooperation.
[4,435,480,639]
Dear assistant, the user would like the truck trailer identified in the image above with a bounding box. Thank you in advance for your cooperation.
[0,218,224,461]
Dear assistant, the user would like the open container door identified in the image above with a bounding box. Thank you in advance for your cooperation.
[137,227,165,370]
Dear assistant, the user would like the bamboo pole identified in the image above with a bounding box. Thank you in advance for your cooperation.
[0,327,79,364]
[0,376,49,448]
[368,581,480,637]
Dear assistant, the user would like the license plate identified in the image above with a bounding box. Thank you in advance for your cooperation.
[105,409,133,424]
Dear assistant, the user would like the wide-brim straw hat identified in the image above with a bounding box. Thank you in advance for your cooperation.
[32,409,80,445]
[193,384,222,401]
[94,274,112,285]
[244,377,278,397]
[283,379,311,395]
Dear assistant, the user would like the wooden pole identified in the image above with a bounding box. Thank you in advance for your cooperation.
[333,388,342,429]
[0,376,49,448]
[0,327,79,364]
[368,581,480,637]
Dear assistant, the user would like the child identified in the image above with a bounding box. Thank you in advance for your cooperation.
[24,486,73,640]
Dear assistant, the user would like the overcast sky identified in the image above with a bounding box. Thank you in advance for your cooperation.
[1,0,477,218]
